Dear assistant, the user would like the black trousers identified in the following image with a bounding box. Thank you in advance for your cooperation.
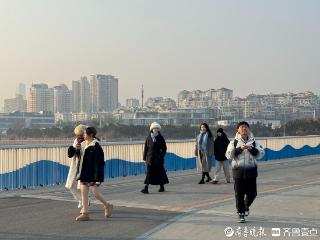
[234,178,257,214]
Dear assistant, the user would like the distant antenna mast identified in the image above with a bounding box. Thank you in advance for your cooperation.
[141,85,144,108]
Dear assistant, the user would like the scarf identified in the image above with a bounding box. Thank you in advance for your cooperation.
[151,132,159,142]
[198,132,208,153]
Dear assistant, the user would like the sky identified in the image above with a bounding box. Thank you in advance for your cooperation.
[0,0,319,106]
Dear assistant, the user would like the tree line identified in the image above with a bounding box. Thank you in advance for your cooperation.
[3,119,320,141]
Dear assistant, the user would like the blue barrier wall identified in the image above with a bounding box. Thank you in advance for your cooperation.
[0,136,319,190]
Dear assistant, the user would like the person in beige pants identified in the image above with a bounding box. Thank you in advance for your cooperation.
[66,125,86,207]
[211,128,231,184]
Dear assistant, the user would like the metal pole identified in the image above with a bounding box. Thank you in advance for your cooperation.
[283,109,286,136]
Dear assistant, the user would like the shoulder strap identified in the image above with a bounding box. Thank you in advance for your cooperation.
[233,139,238,148]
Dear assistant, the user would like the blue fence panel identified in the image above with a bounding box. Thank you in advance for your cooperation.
[1,140,320,190]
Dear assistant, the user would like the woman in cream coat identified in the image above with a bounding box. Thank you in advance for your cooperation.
[66,124,87,210]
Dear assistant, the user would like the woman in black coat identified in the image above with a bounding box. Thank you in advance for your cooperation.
[141,122,169,194]
[211,128,231,184]
[75,127,113,221]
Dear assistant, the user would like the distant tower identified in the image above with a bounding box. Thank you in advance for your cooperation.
[141,85,144,108]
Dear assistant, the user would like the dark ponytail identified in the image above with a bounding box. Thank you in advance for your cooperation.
[86,127,97,139]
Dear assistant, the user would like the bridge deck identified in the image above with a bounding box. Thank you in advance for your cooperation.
[0,156,319,239]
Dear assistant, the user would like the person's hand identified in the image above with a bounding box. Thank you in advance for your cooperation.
[241,145,248,150]
[247,146,253,151]
[231,160,238,169]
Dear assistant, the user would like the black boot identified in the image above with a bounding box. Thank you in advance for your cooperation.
[198,173,205,184]
[205,172,212,182]
[159,185,165,192]
[141,185,149,194]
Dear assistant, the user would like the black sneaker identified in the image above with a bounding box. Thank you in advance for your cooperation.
[210,180,218,184]
[238,213,246,223]
[141,188,149,194]
[206,177,212,183]
[158,187,165,192]
[198,179,205,184]
[244,196,249,216]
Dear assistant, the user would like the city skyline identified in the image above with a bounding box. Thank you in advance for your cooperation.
[8,74,118,114]
[1,78,319,129]
[1,0,320,106]
[3,80,319,112]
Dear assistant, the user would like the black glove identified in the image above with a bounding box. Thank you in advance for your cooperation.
[248,147,259,156]
[67,146,76,158]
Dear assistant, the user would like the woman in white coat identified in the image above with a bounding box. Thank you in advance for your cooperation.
[66,124,87,211]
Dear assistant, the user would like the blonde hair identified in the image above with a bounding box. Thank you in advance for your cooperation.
[74,124,87,135]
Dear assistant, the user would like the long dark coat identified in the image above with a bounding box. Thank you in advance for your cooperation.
[78,140,105,183]
[143,133,169,185]
[214,134,230,161]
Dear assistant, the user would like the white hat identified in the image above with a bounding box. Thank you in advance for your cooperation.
[150,122,161,131]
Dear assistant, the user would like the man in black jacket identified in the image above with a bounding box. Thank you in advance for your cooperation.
[225,121,265,223]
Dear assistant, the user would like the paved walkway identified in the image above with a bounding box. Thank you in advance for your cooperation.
[0,156,319,239]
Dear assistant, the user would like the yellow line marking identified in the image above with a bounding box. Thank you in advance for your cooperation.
[164,179,320,212]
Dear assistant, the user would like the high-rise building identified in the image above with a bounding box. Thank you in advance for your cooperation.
[145,97,177,110]
[90,75,99,112]
[71,80,81,113]
[90,74,118,112]
[4,94,27,112]
[177,88,233,108]
[126,98,140,108]
[79,76,91,113]
[27,84,54,113]
[177,90,190,108]
[106,75,119,112]
[16,83,26,100]
[217,88,233,104]
[53,84,71,113]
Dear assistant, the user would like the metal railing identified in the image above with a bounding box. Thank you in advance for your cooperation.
[0,136,319,190]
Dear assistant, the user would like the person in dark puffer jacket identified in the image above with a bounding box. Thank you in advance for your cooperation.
[226,121,264,223]
[211,128,231,184]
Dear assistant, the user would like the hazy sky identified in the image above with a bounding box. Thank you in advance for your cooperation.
[0,0,319,106]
